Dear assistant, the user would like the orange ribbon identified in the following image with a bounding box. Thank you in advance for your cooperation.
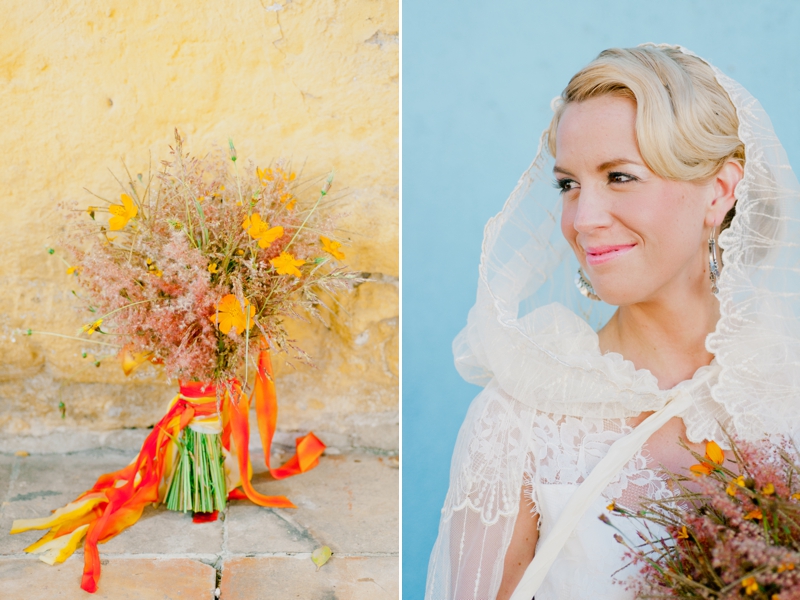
[252,341,326,479]
[10,346,325,594]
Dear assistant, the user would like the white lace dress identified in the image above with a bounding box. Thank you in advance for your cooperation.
[426,378,675,600]
[425,304,723,600]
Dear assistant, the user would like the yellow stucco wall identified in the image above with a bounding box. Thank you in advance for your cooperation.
[0,1,398,446]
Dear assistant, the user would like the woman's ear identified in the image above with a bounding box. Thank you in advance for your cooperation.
[705,159,744,228]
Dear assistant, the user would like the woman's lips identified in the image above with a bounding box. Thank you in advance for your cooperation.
[584,244,636,266]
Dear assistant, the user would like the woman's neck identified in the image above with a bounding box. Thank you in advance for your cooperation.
[597,284,719,390]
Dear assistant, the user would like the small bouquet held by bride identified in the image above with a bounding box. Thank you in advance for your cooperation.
[11,131,357,593]
[605,437,800,599]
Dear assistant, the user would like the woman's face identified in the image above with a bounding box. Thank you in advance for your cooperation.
[556,95,712,306]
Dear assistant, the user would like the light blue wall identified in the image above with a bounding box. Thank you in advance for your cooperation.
[402,1,800,598]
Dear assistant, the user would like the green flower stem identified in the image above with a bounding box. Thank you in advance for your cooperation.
[25,330,121,348]
[282,172,334,254]
[165,429,226,514]
[92,299,153,323]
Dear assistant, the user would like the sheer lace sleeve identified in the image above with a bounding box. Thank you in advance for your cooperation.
[426,380,536,600]
[426,380,676,600]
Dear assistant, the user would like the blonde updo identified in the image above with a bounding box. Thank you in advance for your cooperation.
[546,45,745,187]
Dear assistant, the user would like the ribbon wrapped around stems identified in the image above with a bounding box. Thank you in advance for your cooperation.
[10,344,325,594]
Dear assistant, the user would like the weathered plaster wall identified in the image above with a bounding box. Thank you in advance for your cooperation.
[0,0,398,448]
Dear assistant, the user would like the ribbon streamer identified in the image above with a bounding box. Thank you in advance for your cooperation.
[10,346,325,594]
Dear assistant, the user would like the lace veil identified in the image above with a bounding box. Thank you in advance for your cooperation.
[453,43,800,444]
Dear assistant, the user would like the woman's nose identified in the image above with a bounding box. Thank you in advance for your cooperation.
[572,186,613,233]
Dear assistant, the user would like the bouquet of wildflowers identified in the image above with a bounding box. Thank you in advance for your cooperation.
[604,437,800,600]
[60,130,352,380]
[11,131,357,593]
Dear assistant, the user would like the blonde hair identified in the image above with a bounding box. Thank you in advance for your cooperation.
[546,45,745,185]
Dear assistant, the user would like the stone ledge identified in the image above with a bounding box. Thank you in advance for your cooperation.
[0,411,399,455]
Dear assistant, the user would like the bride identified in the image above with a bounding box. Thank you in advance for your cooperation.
[426,44,800,600]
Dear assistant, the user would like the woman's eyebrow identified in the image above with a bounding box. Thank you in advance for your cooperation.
[595,158,643,171]
[553,158,643,176]
[552,165,574,176]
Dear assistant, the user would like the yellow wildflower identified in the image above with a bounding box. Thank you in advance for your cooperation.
[675,526,689,540]
[792,492,800,500]
[82,319,103,336]
[270,252,305,277]
[691,441,725,476]
[778,563,795,573]
[690,463,712,476]
[66,266,80,275]
[742,576,758,595]
[280,191,297,210]
[606,502,615,511]
[108,193,138,231]
[120,345,153,376]
[762,483,775,496]
[147,261,163,277]
[705,440,725,465]
[209,294,256,336]
[242,213,284,249]
[208,263,219,274]
[744,509,763,520]
[727,475,746,497]
[320,236,345,260]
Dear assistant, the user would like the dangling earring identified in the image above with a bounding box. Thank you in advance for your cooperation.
[708,228,720,295]
[575,268,601,301]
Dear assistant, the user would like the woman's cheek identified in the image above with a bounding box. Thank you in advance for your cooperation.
[560,202,578,246]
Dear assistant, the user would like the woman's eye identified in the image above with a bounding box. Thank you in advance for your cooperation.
[553,178,578,194]
[608,172,637,184]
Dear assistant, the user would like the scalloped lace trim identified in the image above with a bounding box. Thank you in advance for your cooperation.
[447,386,671,528]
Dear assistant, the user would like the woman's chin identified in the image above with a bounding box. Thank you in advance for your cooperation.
[590,284,641,307]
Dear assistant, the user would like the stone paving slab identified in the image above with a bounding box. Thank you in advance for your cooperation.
[226,504,318,555]
[0,451,131,555]
[0,454,14,506]
[232,451,399,554]
[0,451,225,557]
[101,504,223,556]
[0,557,216,599]
[220,556,398,600]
